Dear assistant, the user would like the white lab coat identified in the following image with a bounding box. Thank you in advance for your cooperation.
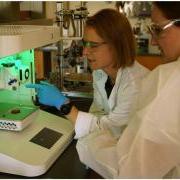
[74,61,149,139]
[76,56,180,178]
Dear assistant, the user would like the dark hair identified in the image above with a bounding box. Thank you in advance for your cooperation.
[85,8,135,68]
[154,2,180,26]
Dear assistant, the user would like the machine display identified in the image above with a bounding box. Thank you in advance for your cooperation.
[0,25,74,177]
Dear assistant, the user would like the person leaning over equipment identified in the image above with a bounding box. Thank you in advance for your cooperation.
[76,2,180,178]
[26,9,149,139]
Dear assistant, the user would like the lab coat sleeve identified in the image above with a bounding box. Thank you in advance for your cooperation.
[101,62,180,178]
[77,61,180,178]
[74,80,139,139]
[116,129,180,178]
[75,68,145,139]
[74,111,95,139]
[77,113,180,178]
[116,79,180,178]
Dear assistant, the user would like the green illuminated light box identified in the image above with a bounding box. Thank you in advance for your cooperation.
[0,50,38,131]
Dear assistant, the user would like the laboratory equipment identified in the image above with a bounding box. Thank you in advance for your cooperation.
[0,50,38,131]
[55,2,91,91]
[0,25,74,177]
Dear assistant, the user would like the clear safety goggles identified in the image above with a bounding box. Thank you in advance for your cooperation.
[82,39,107,48]
[147,19,180,39]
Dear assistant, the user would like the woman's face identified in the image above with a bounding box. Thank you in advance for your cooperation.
[151,5,180,62]
[82,26,116,72]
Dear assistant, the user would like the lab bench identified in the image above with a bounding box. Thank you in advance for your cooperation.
[0,140,102,179]
[0,96,103,179]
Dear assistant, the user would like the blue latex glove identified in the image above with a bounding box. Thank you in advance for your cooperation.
[26,81,68,110]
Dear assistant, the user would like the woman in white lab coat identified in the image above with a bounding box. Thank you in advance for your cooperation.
[26,9,149,139]
[76,8,149,139]
[76,2,180,178]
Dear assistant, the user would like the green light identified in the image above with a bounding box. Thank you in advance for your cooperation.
[0,49,34,64]
[0,49,36,106]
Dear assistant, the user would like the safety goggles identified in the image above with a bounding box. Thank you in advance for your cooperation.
[82,39,107,48]
[147,19,180,39]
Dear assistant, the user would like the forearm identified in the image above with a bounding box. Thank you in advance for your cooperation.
[65,105,79,124]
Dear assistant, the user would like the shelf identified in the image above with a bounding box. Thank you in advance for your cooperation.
[0,25,60,58]
[62,91,93,99]
[64,73,92,83]
[59,37,82,40]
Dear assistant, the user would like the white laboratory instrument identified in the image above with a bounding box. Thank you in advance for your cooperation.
[0,25,74,177]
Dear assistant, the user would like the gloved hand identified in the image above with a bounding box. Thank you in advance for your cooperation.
[26,81,68,110]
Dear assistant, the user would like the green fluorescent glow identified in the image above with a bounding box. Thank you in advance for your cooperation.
[0,49,36,106]
[0,49,34,64]
[0,103,38,121]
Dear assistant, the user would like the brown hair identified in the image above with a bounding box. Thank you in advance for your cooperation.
[154,2,180,26]
[85,8,135,68]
